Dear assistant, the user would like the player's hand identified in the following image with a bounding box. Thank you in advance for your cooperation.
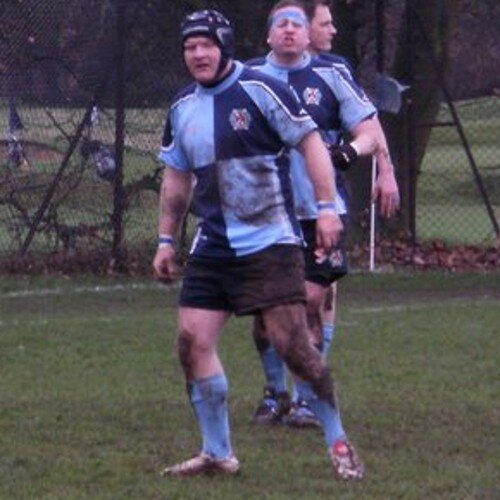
[153,245,180,283]
[330,143,358,171]
[372,171,400,219]
[315,211,343,257]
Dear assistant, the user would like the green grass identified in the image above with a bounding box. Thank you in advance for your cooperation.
[417,204,498,245]
[1,272,499,499]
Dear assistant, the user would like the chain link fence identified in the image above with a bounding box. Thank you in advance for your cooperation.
[0,0,498,273]
[0,0,179,272]
[417,97,499,246]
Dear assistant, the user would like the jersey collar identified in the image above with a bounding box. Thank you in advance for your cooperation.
[266,51,311,72]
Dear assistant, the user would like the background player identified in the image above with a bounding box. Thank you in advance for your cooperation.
[247,0,400,428]
[306,0,400,381]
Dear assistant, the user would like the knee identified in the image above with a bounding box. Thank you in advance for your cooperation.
[178,328,213,357]
[323,285,335,311]
[178,329,194,374]
[177,328,215,378]
[306,292,323,315]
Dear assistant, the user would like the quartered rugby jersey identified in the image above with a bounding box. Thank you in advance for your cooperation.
[317,52,356,79]
[159,60,318,259]
[246,52,376,220]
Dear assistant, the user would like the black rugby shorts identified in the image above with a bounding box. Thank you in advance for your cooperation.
[179,244,306,315]
[300,217,349,287]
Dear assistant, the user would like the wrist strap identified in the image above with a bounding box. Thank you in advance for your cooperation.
[158,234,175,248]
[317,201,337,214]
[348,142,360,157]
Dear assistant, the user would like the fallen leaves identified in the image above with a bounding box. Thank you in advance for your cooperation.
[350,237,500,271]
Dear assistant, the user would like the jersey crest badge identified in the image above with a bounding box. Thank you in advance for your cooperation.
[329,250,344,267]
[229,108,251,131]
[303,87,322,106]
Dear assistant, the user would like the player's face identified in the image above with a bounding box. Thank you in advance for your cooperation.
[267,7,310,61]
[309,4,337,54]
[183,36,222,84]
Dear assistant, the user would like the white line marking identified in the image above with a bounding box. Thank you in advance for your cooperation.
[350,295,498,314]
[0,283,496,320]
[0,281,179,299]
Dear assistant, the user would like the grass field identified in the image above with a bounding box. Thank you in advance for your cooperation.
[1,271,499,499]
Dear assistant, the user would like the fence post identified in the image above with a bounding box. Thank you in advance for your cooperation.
[406,0,417,246]
[111,0,127,270]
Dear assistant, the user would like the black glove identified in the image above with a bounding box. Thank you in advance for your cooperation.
[330,143,358,171]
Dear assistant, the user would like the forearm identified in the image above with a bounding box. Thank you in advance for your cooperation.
[351,116,396,177]
[371,117,395,177]
[158,167,192,238]
[299,131,337,201]
[298,131,343,252]
[366,118,400,217]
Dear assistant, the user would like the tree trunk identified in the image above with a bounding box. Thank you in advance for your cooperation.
[333,0,459,242]
[385,0,458,239]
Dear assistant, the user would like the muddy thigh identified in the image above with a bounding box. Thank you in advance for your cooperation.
[262,303,336,407]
